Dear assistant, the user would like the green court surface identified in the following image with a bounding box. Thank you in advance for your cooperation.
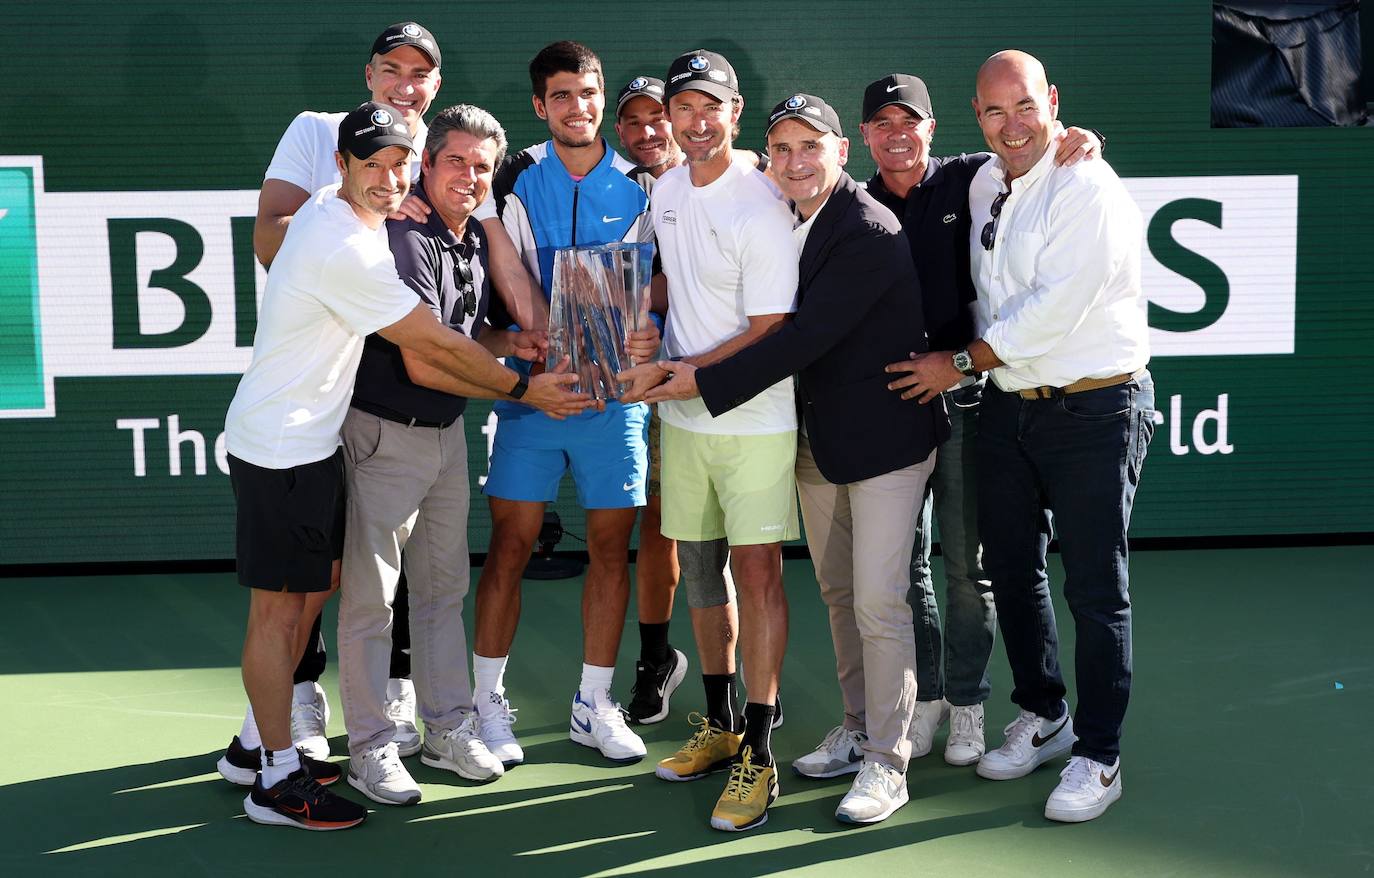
[1,547,1370,876]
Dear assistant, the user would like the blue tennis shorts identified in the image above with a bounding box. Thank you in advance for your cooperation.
[483,401,648,509]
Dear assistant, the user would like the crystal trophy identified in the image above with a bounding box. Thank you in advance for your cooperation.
[547,242,654,400]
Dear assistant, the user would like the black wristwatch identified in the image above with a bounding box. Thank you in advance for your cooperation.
[952,349,976,377]
[509,375,529,400]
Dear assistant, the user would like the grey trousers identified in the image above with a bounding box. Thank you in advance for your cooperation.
[795,437,935,771]
[338,409,474,759]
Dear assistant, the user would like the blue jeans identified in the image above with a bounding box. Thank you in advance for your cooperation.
[977,372,1155,764]
[909,380,997,706]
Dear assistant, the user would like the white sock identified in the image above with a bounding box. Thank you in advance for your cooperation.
[292,681,318,705]
[578,663,615,703]
[386,677,414,701]
[473,654,508,699]
[260,746,300,787]
[239,704,261,750]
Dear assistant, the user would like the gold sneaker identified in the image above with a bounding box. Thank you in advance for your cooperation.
[710,745,779,832]
[654,712,743,782]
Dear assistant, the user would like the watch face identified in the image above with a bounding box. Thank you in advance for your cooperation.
[953,351,974,374]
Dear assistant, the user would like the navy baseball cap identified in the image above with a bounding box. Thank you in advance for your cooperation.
[767,93,844,138]
[664,49,738,101]
[338,102,415,159]
[617,76,667,114]
[862,74,933,123]
[370,22,442,68]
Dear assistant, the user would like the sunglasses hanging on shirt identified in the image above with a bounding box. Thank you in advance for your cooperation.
[452,253,476,318]
[980,189,1010,251]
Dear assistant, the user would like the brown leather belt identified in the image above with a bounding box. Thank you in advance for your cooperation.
[1016,368,1145,400]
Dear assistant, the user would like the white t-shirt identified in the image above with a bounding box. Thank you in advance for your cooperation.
[653,160,799,435]
[264,110,426,194]
[225,186,419,469]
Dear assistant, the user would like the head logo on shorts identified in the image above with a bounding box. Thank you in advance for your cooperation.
[688,55,709,72]
[402,23,422,37]
[629,76,649,91]
[786,95,807,110]
[371,108,394,127]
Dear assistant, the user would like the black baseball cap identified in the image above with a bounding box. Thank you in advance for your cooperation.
[616,76,666,115]
[370,21,442,68]
[664,49,739,101]
[862,74,933,123]
[337,102,415,159]
[766,93,844,138]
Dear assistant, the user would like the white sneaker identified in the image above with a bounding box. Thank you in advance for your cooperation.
[421,711,504,783]
[347,741,421,806]
[385,677,421,757]
[835,761,909,824]
[291,682,330,760]
[910,699,950,758]
[792,725,866,778]
[1045,755,1122,822]
[476,689,524,767]
[569,688,646,763]
[976,706,1076,780]
[945,703,986,766]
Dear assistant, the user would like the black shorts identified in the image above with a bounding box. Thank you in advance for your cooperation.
[228,449,345,592]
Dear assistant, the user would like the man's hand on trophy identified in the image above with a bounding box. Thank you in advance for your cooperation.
[526,358,599,419]
[626,325,661,363]
[508,329,548,362]
[616,361,670,403]
[644,360,700,404]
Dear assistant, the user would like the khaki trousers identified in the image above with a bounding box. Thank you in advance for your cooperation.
[795,437,935,771]
[338,409,473,759]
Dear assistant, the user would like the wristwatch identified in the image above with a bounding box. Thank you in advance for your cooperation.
[509,375,529,400]
[952,349,976,377]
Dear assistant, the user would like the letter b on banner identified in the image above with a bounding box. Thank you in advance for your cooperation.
[109,218,212,349]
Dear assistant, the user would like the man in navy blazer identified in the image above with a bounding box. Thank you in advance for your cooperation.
[634,93,947,825]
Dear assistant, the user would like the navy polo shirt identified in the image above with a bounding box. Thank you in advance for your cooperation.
[866,153,989,353]
[351,180,492,424]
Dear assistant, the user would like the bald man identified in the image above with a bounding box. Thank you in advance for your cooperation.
[890,50,1154,823]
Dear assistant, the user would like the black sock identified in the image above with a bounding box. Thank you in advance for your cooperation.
[742,701,777,765]
[639,621,670,667]
[703,674,741,732]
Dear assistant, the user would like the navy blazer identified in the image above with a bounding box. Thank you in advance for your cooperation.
[695,172,949,485]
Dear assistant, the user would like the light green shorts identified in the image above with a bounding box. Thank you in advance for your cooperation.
[660,422,800,545]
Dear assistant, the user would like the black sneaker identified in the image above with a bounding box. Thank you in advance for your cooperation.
[626,648,689,725]
[216,736,343,787]
[772,694,784,730]
[243,768,366,831]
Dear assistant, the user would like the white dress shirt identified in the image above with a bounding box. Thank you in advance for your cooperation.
[969,145,1149,392]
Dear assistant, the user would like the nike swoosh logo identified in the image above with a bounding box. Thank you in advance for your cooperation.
[1031,715,1069,748]
[885,84,902,93]
[572,715,592,733]
[282,800,309,816]
[1100,766,1120,786]
[602,215,622,223]
[622,481,636,491]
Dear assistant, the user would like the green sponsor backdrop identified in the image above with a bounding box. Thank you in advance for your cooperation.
[1,1,1371,564]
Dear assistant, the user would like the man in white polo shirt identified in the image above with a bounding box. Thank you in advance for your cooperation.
[225,102,589,831]
[622,49,798,833]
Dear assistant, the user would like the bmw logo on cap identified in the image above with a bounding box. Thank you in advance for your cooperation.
[688,55,709,72]
[629,76,649,90]
[402,23,422,37]
[372,108,394,126]
[785,95,807,110]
